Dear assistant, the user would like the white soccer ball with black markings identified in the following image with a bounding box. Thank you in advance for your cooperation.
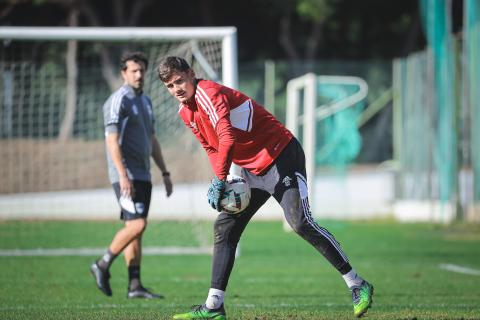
[220,175,251,214]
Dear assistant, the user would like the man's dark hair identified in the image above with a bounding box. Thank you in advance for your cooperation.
[157,56,191,82]
[120,51,149,71]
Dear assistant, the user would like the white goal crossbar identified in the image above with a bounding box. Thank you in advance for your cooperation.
[0,26,238,89]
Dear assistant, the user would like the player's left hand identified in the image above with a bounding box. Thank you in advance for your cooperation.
[207,176,226,212]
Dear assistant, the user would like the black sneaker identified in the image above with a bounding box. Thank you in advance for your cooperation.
[127,285,164,299]
[89,261,112,296]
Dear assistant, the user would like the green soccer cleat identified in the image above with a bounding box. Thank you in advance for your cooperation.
[351,280,374,318]
[173,304,226,320]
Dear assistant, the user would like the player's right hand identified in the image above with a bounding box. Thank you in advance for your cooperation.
[119,175,134,198]
[207,176,226,212]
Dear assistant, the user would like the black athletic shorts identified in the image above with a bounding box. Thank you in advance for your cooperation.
[112,180,152,221]
[242,137,306,200]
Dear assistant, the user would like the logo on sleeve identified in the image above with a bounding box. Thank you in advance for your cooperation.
[189,121,198,131]
[135,202,145,214]
[282,176,292,187]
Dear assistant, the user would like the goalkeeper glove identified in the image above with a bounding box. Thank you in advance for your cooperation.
[207,176,226,212]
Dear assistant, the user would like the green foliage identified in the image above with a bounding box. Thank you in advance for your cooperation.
[32,0,47,6]
[390,14,412,34]
[296,0,335,22]
[1,220,479,319]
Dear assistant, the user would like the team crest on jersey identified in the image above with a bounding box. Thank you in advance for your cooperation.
[132,104,139,115]
[282,176,292,187]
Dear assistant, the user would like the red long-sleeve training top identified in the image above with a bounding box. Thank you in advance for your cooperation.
[178,79,293,180]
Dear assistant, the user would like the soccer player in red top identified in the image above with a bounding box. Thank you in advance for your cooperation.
[158,56,373,319]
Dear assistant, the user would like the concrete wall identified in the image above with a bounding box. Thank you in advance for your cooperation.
[0,167,395,221]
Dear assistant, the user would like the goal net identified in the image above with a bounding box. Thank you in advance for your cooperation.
[0,27,238,253]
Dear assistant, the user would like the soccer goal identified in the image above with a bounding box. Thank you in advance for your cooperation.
[0,27,238,254]
[285,73,369,220]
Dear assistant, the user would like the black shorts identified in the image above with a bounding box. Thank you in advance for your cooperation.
[242,137,306,201]
[112,180,152,221]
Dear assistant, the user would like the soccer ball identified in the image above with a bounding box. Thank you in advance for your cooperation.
[220,175,251,214]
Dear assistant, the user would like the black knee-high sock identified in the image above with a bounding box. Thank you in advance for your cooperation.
[339,262,352,275]
[97,249,117,271]
[128,265,141,290]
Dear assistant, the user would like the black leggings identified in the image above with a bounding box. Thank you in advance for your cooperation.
[210,138,351,290]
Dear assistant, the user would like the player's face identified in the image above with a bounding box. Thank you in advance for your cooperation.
[163,69,196,103]
[122,60,146,91]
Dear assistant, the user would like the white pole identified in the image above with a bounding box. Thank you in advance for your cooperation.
[286,80,300,137]
[264,60,276,113]
[219,28,241,178]
[221,28,238,89]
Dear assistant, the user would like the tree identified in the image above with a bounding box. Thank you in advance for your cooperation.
[262,0,337,61]
[1,0,156,140]
[58,4,79,142]
[76,0,156,91]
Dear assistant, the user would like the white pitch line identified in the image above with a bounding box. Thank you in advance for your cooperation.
[0,246,212,257]
[439,263,480,276]
[0,302,345,312]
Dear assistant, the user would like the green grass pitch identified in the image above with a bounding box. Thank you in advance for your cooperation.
[0,219,479,319]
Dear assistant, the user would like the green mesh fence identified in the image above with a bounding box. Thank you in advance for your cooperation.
[421,0,458,204]
[393,51,435,201]
[394,0,480,220]
[394,0,458,206]
[465,0,480,202]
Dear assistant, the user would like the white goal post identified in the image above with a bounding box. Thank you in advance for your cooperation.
[0,26,238,216]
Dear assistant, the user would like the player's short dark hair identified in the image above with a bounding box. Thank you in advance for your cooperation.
[120,51,149,71]
[157,56,191,82]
